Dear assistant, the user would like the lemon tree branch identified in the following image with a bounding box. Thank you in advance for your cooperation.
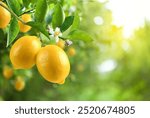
[20,9,35,16]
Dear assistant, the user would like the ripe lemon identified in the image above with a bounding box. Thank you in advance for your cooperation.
[10,36,41,69]
[57,39,65,49]
[18,14,31,33]
[14,76,25,91]
[0,2,11,28]
[67,47,76,56]
[36,45,70,84]
[3,66,13,79]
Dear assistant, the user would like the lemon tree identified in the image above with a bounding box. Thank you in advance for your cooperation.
[0,0,93,91]
[0,0,102,100]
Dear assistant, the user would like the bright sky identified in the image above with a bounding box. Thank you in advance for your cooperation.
[106,0,150,37]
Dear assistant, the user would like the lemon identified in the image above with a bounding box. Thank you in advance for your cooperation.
[3,66,13,79]
[18,14,31,33]
[14,76,25,91]
[10,36,41,69]
[57,39,65,49]
[36,45,70,84]
[67,47,76,56]
[0,2,11,28]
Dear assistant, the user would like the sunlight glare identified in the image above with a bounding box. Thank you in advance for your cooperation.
[98,0,107,3]
[98,59,117,73]
[94,16,104,25]
[106,0,150,38]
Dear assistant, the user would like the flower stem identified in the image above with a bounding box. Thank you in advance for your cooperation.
[0,2,26,24]
[59,36,67,40]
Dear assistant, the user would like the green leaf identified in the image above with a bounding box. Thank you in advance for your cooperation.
[52,3,65,29]
[31,0,37,4]
[27,21,50,39]
[47,0,64,5]
[71,12,80,30]
[22,0,31,8]
[60,16,74,32]
[45,12,53,25]
[35,0,47,22]
[47,0,57,4]
[68,30,93,42]
[6,0,21,15]
[7,18,19,47]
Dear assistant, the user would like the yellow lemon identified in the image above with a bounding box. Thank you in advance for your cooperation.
[36,45,70,84]
[0,2,11,28]
[3,66,13,79]
[67,47,76,56]
[10,36,41,69]
[56,39,65,49]
[18,14,31,33]
[14,76,25,91]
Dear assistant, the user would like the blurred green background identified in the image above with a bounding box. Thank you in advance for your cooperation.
[1,0,150,101]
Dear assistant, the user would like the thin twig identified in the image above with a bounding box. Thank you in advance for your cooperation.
[20,9,35,16]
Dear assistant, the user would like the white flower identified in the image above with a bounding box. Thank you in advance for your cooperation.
[69,6,76,15]
[65,40,73,46]
[48,27,62,42]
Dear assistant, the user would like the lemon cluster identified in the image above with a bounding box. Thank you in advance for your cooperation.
[10,36,70,84]
[0,1,70,84]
